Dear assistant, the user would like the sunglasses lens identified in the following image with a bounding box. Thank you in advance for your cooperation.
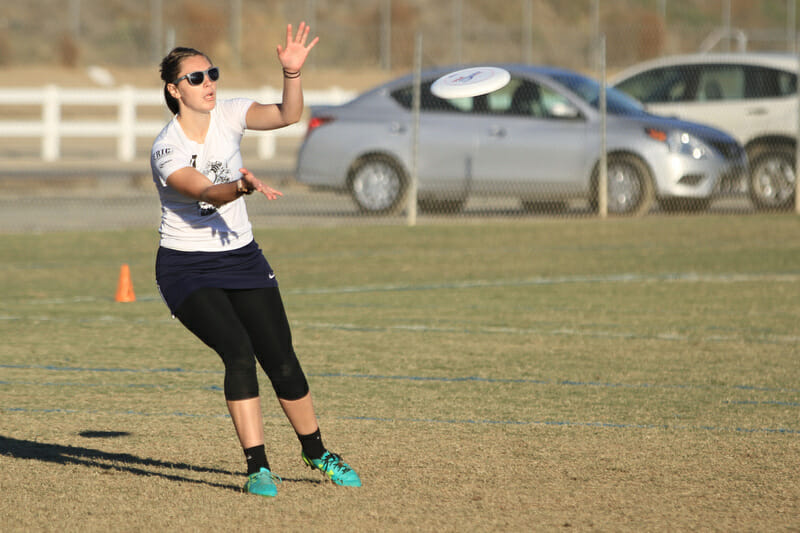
[187,71,205,85]
[177,67,219,86]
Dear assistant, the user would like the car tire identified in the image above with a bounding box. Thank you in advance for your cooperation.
[348,155,408,215]
[748,146,796,211]
[591,154,654,216]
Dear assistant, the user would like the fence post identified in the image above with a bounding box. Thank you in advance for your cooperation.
[381,0,392,70]
[522,0,533,64]
[231,0,242,68]
[42,85,60,161]
[788,0,796,53]
[256,87,277,159]
[118,85,136,162]
[407,31,422,226]
[452,0,462,65]
[151,0,163,62]
[796,34,800,214]
[257,133,276,160]
[598,35,608,218]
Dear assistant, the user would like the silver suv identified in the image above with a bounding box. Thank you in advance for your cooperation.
[611,53,797,209]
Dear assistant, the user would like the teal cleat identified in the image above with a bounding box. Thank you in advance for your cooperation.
[302,451,362,487]
[243,467,281,497]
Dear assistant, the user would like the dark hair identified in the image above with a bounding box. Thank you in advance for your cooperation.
[159,47,212,115]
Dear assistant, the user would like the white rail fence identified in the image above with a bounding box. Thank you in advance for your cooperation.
[0,86,356,162]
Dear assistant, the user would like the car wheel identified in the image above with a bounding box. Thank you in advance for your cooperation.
[418,198,466,214]
[748,147,795,210]
[592,155,654,216]
[348,156,408,215]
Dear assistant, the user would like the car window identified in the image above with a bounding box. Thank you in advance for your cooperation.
[494,79,540,116]
[491,79,578,119]
[444,96,474,112]
[618,61,799,103]
[777,69,797,95]
[614,66,694,103]
[390,81,476,113]
[551,72,644,115]
[486,80,515,112]
[696,65,745,100]
[745,66,797,98]
[390,78,555,116]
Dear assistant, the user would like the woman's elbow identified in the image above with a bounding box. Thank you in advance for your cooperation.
[282,112,302,126]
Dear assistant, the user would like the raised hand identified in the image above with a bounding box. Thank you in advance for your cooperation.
[276,22,319,73]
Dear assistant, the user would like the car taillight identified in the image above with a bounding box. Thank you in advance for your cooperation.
[305,116,334,138]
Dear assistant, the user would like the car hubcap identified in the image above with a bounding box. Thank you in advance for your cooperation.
[607,163,642,214]
[753,158,795,205]
[352,162,402,211]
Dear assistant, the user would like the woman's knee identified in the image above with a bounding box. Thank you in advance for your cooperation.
[224,365,259,401]
[266,355,310,400]
[218,339,259,401]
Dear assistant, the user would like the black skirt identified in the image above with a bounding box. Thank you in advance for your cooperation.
[156,239,278,314]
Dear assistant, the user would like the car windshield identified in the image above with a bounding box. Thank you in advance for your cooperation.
[550,72,645,115]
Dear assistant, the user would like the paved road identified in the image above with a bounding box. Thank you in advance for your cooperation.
[0,188,758,235]
[0,157,759,233]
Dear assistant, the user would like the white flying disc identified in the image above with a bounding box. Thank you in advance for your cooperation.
[430,66,511,99]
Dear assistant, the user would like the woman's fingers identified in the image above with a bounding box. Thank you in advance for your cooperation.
[260,186,283,200]
[240,168,282,200]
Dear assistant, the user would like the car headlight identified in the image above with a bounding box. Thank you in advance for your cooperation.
[667,131,713,160]
[646,128,713,160]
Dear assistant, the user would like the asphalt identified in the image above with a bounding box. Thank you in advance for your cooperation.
[0,154,759,234]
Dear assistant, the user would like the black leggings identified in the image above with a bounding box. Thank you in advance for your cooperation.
[174,287,309,402]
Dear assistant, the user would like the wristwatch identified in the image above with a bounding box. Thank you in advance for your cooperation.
[236,179,254,195]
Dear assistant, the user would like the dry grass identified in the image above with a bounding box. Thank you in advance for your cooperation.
[1,217,799,531]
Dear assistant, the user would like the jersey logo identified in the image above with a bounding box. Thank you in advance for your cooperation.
[153,147,172,160]
[197,160,234,216]
[153,147,173,170]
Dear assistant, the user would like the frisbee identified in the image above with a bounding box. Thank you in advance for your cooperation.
[430,66,511,99]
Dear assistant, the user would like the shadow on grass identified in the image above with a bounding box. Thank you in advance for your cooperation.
[0,434,321,491]
[1,434,317,492]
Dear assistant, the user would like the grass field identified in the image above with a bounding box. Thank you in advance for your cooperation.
[1,215,799,531]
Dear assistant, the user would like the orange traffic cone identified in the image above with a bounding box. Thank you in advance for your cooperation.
[115,264,136,303]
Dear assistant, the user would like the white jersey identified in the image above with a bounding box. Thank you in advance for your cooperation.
[151,98,256,252]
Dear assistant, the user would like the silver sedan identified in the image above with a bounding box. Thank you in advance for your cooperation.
[296,64,748,215]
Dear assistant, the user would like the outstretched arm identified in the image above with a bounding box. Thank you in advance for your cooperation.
[246,22,319,131]
[167,167,282,207]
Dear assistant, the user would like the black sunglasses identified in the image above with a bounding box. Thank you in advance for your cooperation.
[173,67,220,86]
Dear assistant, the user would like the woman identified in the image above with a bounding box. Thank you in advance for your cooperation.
[150,22,360,497]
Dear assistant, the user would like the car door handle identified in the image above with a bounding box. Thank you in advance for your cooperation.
[488,126,507,138]
[390,122,406,133]
[747,108,768,116]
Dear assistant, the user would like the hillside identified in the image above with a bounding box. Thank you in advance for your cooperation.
[0,0,795,90]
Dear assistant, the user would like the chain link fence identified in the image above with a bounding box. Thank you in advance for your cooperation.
[1,0,799,231]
